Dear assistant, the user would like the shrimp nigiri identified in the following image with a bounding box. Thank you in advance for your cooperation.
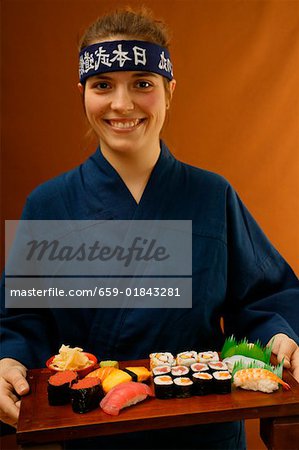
[233,367,290,393]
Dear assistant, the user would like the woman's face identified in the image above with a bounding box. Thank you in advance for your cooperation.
[79,71,175,156]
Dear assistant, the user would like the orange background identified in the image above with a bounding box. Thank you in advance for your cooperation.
[1,0,298,276]
[1,0,299,447]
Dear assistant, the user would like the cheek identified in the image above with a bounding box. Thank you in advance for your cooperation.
[142,92,167,120]
[84,95,106,120]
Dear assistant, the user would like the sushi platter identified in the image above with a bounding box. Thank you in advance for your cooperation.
[17,356,299,445]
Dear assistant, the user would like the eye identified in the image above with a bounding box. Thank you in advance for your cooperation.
[135,80,153,89]
[95,81,111,90]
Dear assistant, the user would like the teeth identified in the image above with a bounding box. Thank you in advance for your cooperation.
[108,119,142,129]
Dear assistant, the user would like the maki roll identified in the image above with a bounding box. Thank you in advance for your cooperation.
[176,351,197,367]
[208,361,228,372]
[71,377,103,413]
[213,371,232,394]
[192,372,213,396]
[198,351,219,363]
[173,377,193,398]
[153,375,174,399]
[47,370,78,406]
[190,363,209,374]
[171,365,190,378]
[150,352,176,368]
[152,365,172,377]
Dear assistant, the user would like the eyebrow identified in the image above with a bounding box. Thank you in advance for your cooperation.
[90,72,159,81]
[131,72,159,78]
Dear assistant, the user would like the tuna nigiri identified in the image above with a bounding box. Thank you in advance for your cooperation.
[100,381,154,415]
[233,367,290,393]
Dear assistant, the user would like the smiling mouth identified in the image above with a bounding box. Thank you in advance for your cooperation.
[104,118,145,130]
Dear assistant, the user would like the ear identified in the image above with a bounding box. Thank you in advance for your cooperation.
[166,79,176,109]
[77,82,84,96]
[169,79,176,99]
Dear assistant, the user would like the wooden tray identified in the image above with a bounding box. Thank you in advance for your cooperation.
[17,359,299,445]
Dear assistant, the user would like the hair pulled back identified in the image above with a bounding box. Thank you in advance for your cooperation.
[79,6,171,51]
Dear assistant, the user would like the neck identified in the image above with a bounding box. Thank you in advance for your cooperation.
[100,143,161,203]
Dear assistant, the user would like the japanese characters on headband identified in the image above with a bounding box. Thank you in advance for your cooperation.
[79,40,173,83]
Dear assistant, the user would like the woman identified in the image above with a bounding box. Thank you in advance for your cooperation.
[1,7,299,449]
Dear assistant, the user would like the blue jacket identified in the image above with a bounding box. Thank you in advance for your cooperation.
[1,142,298,448]
[2,141,298,368]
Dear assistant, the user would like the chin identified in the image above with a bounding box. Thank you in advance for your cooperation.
[105,139,143,154]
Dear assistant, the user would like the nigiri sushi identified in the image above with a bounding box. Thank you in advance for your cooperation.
[233,367,290,393]
[100,381,154,416]
[102,369,132,393]
[86,366,117,383]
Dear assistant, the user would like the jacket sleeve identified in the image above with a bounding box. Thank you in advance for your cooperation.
[223,184,299,346]
[0,198,56,368]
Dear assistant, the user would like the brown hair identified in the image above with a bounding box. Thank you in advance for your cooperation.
[79,6,171,51]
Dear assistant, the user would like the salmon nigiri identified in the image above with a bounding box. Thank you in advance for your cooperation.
[100,381,154,415]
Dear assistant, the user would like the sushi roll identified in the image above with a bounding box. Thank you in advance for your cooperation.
[150,352,176,368]
[47,370,78,406]
[171,365,190,378]
[152,365,172,377]
[173,377,193,398]
[192,372,213,396]
[176,351,197,367]
[153,375,174,399]
[208,361,228,372]
[190,363,209,374]
[198,351,219,363]
[71,377,103,413]
[212,371,232,394]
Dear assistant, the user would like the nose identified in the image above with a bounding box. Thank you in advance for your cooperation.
[110,86,134,114]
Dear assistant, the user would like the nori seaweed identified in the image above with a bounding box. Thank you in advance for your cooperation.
[122,368,138,382]
[192,376,213,396]
[154,382,174,399]
[174,380,193,398]
[47,374,78,406]
[71,383,103,413]
[48,381,72,406]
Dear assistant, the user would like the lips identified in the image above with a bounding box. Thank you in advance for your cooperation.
[104,118,145,130]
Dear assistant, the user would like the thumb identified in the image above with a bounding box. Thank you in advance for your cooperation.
[6,368,29,396]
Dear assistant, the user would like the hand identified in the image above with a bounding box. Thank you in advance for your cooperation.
[0,358,29,428]
[267,333,299,382]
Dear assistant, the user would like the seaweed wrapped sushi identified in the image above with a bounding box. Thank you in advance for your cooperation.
[47,370,78,406]
[71,377,103,413]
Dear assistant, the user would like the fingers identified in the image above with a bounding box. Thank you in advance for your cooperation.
[0,377,21,428]
[5,367,29,396]
[290,347,299,383]
[0,362,29,427]
[267,333,297,368]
